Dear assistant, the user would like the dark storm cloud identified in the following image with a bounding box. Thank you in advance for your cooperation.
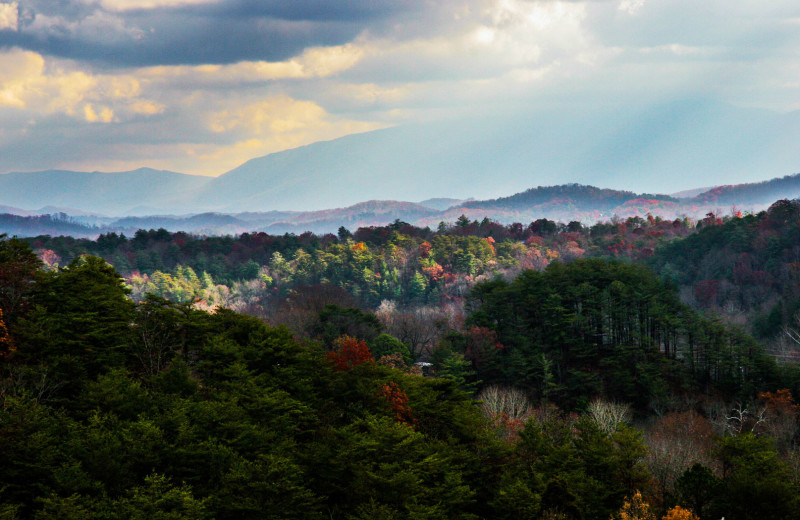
[0,0,418,67]
[203,0,414,22]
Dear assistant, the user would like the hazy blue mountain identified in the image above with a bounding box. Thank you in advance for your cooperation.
[417,198,470,211]
[261,200,441,234]
[671,187,713,199]
[0,205,36,216]
[0,168,210,215]
[7,174,800,238]
[188,100,800,212]
[36,206,108,218]
[691,173,800,206]
[2,100,800,219]
[462,184,676,212]
[0,213,100,238]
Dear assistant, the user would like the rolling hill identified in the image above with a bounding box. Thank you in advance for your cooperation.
[0,168,210,215]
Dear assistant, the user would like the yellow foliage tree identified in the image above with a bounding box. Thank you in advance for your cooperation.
[662,506,699,520]
[611,491,655,520]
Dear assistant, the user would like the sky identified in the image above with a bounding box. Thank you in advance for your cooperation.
[1,0,800,177]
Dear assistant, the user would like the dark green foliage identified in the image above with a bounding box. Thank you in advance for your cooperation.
[1,260,502,519]
[316,304,383,346]
[0,234,43,323]
[18,256,136,395]
[494,415,650,520]
[464,259,776,408]
[676,463,720,519]
[714,434,799,520]
[371,333,412,364]
[6,218,800,519]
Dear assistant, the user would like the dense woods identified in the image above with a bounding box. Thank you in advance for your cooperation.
[4,199,800,518]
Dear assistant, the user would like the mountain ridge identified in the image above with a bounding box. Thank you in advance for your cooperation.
[5,175,800,238]
[3,100,800,215]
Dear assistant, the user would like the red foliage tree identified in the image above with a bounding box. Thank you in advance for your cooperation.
[694,279,719,306]
[419,241,432,259]
[380,381,415,425]
[327,335,374,371]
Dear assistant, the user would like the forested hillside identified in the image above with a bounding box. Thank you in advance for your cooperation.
[4,200,800,518]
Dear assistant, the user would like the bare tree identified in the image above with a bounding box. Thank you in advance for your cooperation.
[645,411,717,507]
[587,398,632,435]
[725,402,767,435]
[478,385,533,441]
[478,385,532,422]
[376,300,464,360]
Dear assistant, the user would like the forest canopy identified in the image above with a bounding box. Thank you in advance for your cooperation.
[3,202,800,519]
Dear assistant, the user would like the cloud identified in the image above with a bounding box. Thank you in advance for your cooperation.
[84,103,114,122]
[91,0,218,11]
[0,47,165,119]
[618,0,645,15]
[137,43,366,85]
[0,2,18,30]
[3,0,800,180]
[0,0,417,67]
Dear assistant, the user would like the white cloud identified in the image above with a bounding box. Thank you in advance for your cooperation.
[0,2,18,31]
[618,0,645,16]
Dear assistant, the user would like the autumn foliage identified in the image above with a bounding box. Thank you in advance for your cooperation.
[380,381,415,425]
[0,307,13,359]
[611,491,655,520]
[758,388,799,414]
[326,335,374,371]
[661,506,698,520]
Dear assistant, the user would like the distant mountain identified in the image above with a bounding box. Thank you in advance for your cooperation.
[408,184,678,225]
[417,198,470,211]
[0,168,210,215]
[263,200,441,234]
[36,206,108,218]
[691,173,800,206]
[184,100,800,212]
[111,213,252,235]
[464,184,675,211]
[2,100,800,215]
[0,213,100,237]
[671,187,713,199]
[0,205,36,217]
[6,175,800,238]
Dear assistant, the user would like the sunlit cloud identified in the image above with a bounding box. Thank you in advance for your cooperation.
[2,0,800,177]
[139,43,367,84]
[83,103,115,123]
[0,48,164,119]
[0,2,18,31]
[199,94,385,173]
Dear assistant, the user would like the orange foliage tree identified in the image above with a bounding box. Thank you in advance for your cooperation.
[379,381,415,425]
[757,389,800,451]
[326,335,373,371]
[662,506,698,520]
[611,491,655,520]
[0,307,14,359]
